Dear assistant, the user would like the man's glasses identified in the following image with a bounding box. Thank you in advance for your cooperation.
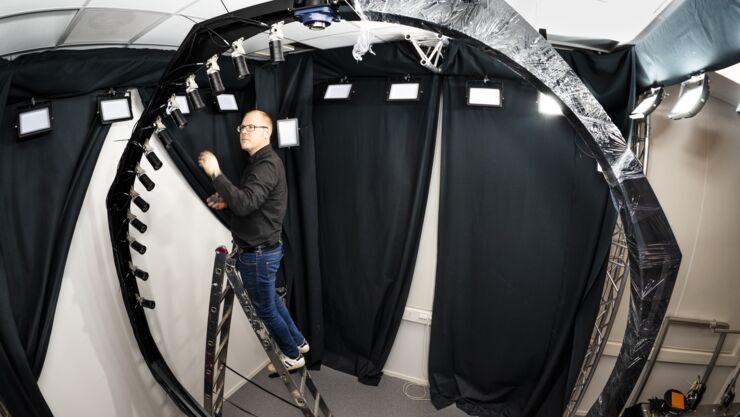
[237,124,269,133]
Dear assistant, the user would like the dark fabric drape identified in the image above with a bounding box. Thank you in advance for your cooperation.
[0,49,170,417]
[312,74,440,385]
[429,43,632,417]
[635,0,740,89]
[254,55,325,366]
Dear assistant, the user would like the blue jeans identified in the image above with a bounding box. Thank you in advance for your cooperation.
[236,244,304,358]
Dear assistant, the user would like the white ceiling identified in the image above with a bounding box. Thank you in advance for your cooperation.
[0,0,677,58]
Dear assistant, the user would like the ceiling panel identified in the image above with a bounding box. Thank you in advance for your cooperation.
[507,0,675,44]
[86,0,196,14]
[0,0,84,19]
[134,15,196,46]
[180,0,270,20]
[63,8,167,44]
[0,10,76,55]
[298,32,365,51]
[282,20,357,40]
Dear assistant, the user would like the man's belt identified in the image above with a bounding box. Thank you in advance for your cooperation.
[239,241,280,253]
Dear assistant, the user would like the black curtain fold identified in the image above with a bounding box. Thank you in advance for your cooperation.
[0,48,171,417]
[429,43,633,417]
[254,56,326,366]
[312,73,440,385]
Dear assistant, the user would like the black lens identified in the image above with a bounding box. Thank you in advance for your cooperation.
[130,217,147,233]
[157,128,174,149]
[208,71,226,95]
[133,195,150,212]
[187,89,206,111]
[233,55,249,79]
[171,108,187,129]
[138,173,155,192]
[133,268,149,281]
[130,239,146,254]
[146,151,163,171]
[270,39,284,64]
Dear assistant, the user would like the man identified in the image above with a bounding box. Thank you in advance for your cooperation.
[198,110,308,371]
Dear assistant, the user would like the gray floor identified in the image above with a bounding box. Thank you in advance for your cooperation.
[224,365,469,417]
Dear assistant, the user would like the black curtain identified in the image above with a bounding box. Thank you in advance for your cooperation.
[254,56,326,366]
[0,49,171,417]
[312,72,439,384]
[429,43,633,417]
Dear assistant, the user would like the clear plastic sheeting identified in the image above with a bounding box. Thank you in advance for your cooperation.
[353,1,682,416]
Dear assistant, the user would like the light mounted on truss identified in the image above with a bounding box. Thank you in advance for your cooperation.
[269,22,286,64]
[405,33,449,73]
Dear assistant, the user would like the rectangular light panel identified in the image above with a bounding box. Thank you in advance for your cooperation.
[216,94,239,112]
[99,97,133,123]
[18,105,52,138]
[277,118,299,148]
[175,95,190,114]
[538,93,562,116]
[324,84,353,100]
[387,82,420,101]
[468,86,502,107]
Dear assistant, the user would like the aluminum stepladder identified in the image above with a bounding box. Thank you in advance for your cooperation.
[204,246,333,417]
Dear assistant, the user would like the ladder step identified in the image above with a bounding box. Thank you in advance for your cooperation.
[215,333,230,361]
[217,305,233,335]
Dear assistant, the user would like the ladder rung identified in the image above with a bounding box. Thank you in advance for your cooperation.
[213,360,226,383]
[214,370,226,398]
[215,333,230,360]
[217,306,233,335]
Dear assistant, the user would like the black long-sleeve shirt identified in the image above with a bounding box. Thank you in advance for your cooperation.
[212,145,287,248]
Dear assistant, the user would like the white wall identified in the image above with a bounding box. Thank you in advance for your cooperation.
[38,89,267,417]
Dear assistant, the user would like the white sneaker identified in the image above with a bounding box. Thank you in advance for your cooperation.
[268,353,305,374]
[298,340,310,354]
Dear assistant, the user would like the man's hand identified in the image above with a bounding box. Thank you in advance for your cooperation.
[198,151,221,178]
[206,193,227,210]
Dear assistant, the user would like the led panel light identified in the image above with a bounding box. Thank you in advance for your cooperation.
[324,84,353,100]
[216,94,239,112]
[175,95,191,115]
[538,93,562,116]
[277,118,299,148]
[630,87,664,119]
[98,96,133,124]
[387,82,420,101]
[17,104,52,138]
[467,81,503,107]
[669,74,710,120]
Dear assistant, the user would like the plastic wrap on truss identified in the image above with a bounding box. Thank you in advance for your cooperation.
[353,1,682,416]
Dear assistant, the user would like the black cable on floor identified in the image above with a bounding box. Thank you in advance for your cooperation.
[224,363,300,410]
[225,398,260,417]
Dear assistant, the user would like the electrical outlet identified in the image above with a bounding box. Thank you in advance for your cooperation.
[403,307,432,325]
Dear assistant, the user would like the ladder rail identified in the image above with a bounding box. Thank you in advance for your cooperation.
[204,246,334,417]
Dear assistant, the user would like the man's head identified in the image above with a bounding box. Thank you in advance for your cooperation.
[239,110,273,155]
